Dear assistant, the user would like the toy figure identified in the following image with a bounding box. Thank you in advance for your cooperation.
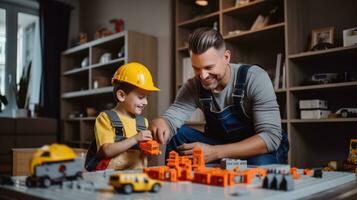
[79,32,87,44]
[110,18,124,33]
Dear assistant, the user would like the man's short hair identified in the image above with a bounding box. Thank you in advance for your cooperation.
[113,81,136,102]
[188,27,225,54]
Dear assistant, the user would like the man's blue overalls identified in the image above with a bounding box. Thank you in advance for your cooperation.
[166,65,289,165]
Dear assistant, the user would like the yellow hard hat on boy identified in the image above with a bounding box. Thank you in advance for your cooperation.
[112,62,160,91]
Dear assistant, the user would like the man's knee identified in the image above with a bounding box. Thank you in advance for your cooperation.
[169,125,202,145]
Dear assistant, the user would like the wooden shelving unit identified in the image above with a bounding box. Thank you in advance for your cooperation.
[223,22,285,40]
[61,31,158,148]
[175,0,357,167]
[288,45,357,60]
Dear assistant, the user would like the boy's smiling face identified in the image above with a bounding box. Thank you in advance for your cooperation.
[117,87,149,116]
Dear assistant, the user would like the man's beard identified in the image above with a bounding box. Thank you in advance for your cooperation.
[200,78,219,90]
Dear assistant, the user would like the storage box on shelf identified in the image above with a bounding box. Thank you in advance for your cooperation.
[61,31,157,148]
[175,0,357,168]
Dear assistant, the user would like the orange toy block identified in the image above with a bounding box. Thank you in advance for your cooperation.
[291,167,301,179]
[139,140,161,155]
[192,170,212,185]
[210,169,238,187]
[192,147,205,171]
[192,168,220,185]
[144,166,169,181]
[166,151,180,169]
[303,169,313,176]
[144,166,178,182]
[178,156,193,181]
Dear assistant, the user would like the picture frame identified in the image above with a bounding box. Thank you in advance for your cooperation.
[310,26,335,49]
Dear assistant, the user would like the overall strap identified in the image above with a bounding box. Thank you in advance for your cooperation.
[104,110,124,142]
[135,115,146,131]
[233,65,251,106]
[199,84,212,111]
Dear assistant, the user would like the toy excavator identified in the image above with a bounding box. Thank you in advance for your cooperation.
[26,144,83,188]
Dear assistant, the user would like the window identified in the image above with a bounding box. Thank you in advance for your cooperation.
[17,12,40,110]
[0,0,40,116]
[0,8,6,107]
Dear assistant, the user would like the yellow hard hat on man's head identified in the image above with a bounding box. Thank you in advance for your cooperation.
[112,62,160,91]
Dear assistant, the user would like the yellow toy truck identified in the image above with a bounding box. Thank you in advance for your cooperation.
[25,144,83,188]
[109,173,163,194]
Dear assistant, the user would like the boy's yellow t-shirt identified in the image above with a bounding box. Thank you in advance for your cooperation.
[94,110,149,170]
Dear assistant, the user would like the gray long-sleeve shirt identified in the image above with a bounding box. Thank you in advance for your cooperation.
[162,63,282,152]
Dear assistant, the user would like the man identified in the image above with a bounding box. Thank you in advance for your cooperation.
[150,27,289,165]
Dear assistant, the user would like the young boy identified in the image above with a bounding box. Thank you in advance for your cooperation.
[93,62,159,170]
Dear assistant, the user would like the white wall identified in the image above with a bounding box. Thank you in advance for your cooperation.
[79,0,173,116]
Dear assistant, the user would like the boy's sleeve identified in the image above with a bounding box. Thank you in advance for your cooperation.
[95,112,115,149]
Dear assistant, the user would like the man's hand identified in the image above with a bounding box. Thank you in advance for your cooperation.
[177,142,219,163]
[149,118,171,144]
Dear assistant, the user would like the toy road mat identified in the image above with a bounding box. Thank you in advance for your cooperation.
[1,170,356,200]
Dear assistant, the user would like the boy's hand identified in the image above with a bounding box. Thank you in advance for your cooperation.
[149,117,171,144]
[134,130,153,143]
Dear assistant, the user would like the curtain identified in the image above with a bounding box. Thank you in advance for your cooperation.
[39,0,71,119]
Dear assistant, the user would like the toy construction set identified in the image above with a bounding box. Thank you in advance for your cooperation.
[0,140,356,200]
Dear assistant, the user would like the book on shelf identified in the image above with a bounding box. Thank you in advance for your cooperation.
[281,61,286,89]
[274,53,283,89]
